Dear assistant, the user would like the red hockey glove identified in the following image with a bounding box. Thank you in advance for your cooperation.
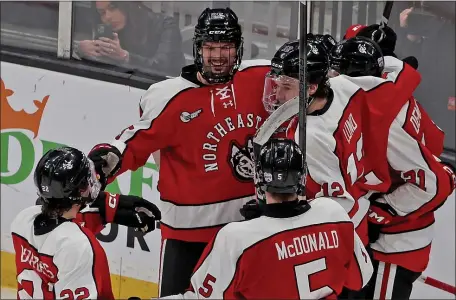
[368,199,398,226]
[96,192,161,233]
[88,143,122,189]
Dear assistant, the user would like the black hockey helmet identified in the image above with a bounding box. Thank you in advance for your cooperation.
[269,39,329,83]
[329,36,384,77]
[256,138,305,194]
[308,33,337,54]
[34,147,101,210]
[193,8,243,84]
[263,40,329,112]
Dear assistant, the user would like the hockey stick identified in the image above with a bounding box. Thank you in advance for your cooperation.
[253,96,299,153]
[298,1,308,195]
[418,275,456,295]
[380,1,394,28]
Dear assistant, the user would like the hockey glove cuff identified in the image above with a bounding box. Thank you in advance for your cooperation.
[368,198,398,226]
[88,143,122,188]
[96,192,161,233]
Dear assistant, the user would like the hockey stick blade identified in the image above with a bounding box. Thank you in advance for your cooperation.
[419,275,456,295]
[253,96,299,148]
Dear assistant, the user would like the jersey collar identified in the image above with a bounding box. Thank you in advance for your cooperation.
[261,200,311,218]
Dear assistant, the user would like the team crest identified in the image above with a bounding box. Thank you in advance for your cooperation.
[228,136,255,182]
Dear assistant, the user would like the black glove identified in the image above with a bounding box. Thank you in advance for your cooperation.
[95,192,161,234]
[367,195,398,243]
[240,199,263,220]
[88,143,122,189]
[402,56,419,70]
[357,24,397,57]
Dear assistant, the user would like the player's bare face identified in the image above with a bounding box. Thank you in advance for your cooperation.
[275,79,299,103]
[201,42,237,75]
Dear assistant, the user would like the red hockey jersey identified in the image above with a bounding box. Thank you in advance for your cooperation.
[108,60,271,243]
[161,197,373,299]
[11,201,114,300]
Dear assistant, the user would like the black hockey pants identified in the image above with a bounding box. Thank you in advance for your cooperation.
[158,239,207,297]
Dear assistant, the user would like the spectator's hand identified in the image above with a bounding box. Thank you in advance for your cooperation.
[400,7,421,42]
[400,7,413,28]
[97,33,129,62]
[78,40,102,57]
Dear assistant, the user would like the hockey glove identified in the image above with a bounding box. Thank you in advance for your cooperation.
[357,24,397,57]
[96,192,161,234]
[403,56,419,70]
[240,199,263,220]
[88,143,122,188]
[367,198,398,243]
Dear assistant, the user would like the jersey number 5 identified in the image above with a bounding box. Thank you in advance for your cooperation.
[198,273,216,298]
[294,258,333,298]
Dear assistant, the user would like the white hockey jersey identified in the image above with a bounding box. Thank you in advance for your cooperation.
[161,197,373,299]
[11,205,114,300]
[362,56,456,272]
[286,57,423,246]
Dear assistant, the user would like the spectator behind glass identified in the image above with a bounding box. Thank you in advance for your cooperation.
[76,1,185,76]
[393,1,455,150]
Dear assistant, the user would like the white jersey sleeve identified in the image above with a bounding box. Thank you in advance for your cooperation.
[345,233,373,291]
[53,240,98,299]
[382,102,455,218]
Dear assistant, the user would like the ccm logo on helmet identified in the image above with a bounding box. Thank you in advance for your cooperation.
[209,30,226,34]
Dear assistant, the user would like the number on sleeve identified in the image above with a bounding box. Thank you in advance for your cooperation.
[401,169,426,191]
[198,274,216,298]
[294,258,333,299]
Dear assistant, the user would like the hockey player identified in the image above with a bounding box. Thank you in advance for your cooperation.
[159,138,373,299]
[329,37,456,299]
[264,38,421,248]
[11,147,161,300]
[262,39,370,245]
[87,7,271,296]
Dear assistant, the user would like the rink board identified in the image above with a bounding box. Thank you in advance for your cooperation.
[1,62,161,298]
[1,61,455,299]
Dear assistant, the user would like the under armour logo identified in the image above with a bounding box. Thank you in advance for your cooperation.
[222,101,233,108]
[216,86,232,100]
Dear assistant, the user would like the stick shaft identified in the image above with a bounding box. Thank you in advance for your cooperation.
[298,1,308,195]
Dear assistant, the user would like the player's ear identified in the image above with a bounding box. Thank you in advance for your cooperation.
[308,83,318,96]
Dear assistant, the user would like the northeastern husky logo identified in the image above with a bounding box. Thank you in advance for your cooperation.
[228,137,255,182]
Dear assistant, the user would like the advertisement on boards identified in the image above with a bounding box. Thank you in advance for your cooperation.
[1,61,160,298]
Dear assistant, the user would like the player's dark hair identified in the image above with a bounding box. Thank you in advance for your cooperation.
[312,77,330,99]
[270,192,298,202]
[40,197,80,219]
